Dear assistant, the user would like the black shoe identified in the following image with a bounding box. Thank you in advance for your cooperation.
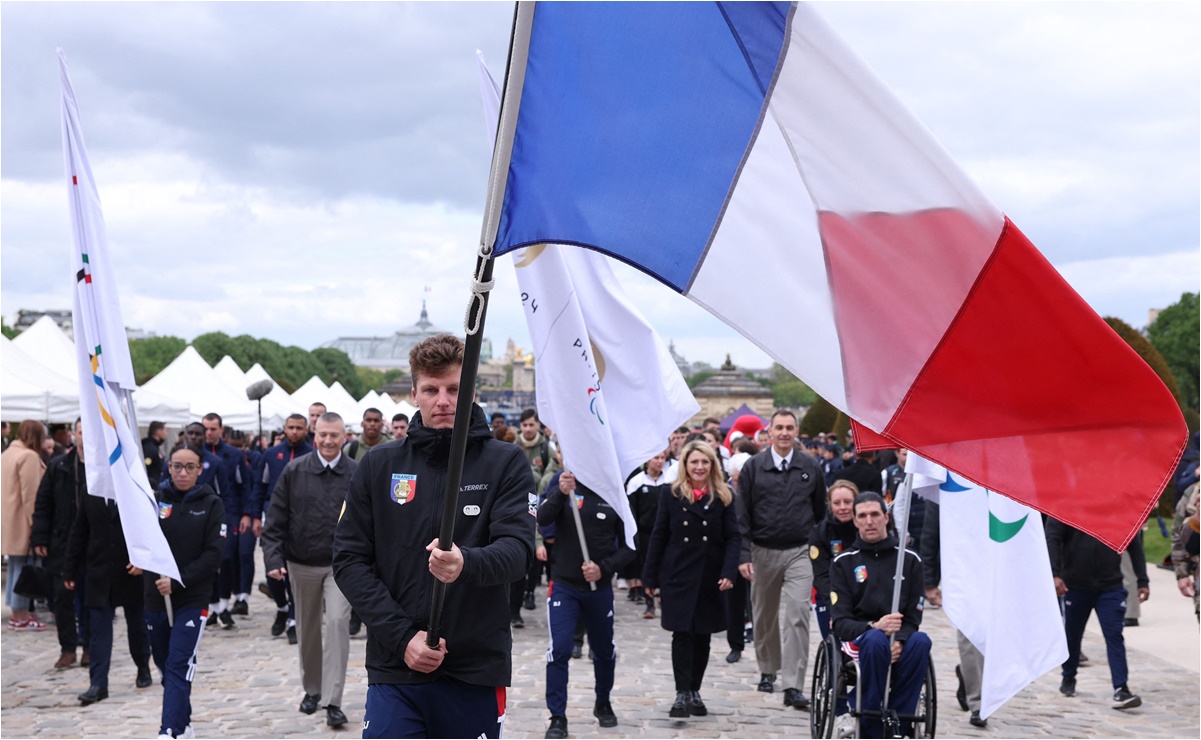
[512,615,525,629]
[287,625,298,645]
[545,715,568,739]
[1112,686,1142,710]
[571,643,583,660]
[627,586,639,602]
[299,693,320,714]
[523,591,536,611]
[258,581,272,598]
[593,700,618,727]
[783,688,809,710]
[327,705,348,727]
[78,685,108,705]
[689,691,707,716]
[970,710,987,727]
[206,611,219,627]
[218,609,236,629]
[757,673,775,693]
[669,691,690,718]
[349,611,362,636]
[1123,617,1139,627]
[725,649,741,664]
[230,599,249,616]
[271,610,288,637]
[135,667,153,689]
[1060,677,1076,697]
[956,664,969,711]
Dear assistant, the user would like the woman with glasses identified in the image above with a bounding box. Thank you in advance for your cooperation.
[642,441,741,720]
[146,445,225,740]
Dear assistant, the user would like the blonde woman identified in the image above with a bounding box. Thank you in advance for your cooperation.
[643,441,741,719]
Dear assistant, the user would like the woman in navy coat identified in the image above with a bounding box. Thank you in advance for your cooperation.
[643,440,741,720]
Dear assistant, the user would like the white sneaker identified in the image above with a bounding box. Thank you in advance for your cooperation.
[182,726,195,739]
[835,713,856,738]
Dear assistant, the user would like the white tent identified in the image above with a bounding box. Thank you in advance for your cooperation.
[13,315,80,378]
[291,376,333,415]
[1,336,80,422]
[141,346,260,429]
[8,322,192,426]
[213,355,248,393]
[212,356,288,431]
[326,381,362,421]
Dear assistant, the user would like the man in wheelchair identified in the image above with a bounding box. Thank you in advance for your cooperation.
[829,492,931,738]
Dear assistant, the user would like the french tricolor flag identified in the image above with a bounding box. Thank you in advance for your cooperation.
[486,2,1186,550]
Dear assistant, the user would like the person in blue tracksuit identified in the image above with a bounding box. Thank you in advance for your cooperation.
[145,445,224,740]
[537,470,634,739]
[200,413,250,629]
[252,414,312,641]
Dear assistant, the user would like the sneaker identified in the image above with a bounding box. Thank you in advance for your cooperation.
[287,625,298,645]
[523,591,536,611]
[643,599,655,619]
[271,610,288,637]
[835,713,856,738]
[1059,677,1076,697]
[230,599,249,616]
[545,715,568,739]
[218,610,236,629]
[593,700,618,727]
[11,617,46,632]
[1112,687,1142,710]
[181,727,195,739]
[571,643,583,660]
[206,611,219,627]
[669,691,690,718]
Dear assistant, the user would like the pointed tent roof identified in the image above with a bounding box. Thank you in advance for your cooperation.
[213,356,248,392]
[13,314,79,376]
[244,363,303,424]
[291,376,332,415]
[141,346,259,429]
[1,336,80,422]
[325,381,361,421]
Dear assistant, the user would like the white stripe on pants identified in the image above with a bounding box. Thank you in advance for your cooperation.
[288,560,352,707]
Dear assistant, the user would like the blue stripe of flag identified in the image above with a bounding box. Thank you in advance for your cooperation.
[494,1,791,291]
[108,440,122,466]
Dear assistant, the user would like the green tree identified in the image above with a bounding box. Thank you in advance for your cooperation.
[128,335,187,385]
[313,347,365,399]
[686,370,715,389]
[1,318,18,340]
[799,396,839,438]
[1147,292,1199,413]
[765,363,816,408]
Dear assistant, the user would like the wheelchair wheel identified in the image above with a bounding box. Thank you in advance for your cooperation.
[909,656,937,738]
[810,635,837,738]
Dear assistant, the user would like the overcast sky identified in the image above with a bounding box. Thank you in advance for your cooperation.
[3,1,1198,372]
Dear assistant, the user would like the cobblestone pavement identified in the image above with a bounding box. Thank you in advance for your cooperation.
[3,561,1197,739]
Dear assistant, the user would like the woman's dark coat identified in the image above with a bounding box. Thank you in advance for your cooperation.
[642,486,740,634]
[64,493,144,610]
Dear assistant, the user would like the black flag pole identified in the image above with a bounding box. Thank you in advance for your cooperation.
[426,1,535,649]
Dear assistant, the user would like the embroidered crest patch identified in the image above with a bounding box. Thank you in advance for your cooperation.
[854,565,867,583]
[391,474,417,505]
[158,503,172,520]
[527,492,538,517]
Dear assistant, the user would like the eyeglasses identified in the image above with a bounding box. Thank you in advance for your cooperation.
[169,463,201,473]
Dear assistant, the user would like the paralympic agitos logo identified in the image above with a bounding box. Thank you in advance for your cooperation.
[572,337,607,426]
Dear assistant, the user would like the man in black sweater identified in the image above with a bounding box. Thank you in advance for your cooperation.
[538,470,634,739]
[1046,518,1148,709]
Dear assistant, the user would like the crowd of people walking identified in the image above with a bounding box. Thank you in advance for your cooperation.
[2,333,1197,739]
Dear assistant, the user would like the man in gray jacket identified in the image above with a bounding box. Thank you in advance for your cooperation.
[736,408,827,707]
[262,412,357,729]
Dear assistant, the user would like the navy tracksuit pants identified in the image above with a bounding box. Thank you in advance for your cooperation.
[853,629,931,739]
[146,607,206,738]
[545,582,616,716]
[363,680,505,738]
[1062,587,1129,688]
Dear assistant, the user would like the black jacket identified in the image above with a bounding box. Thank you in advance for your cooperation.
[262,451,357,570]
[142,436,165,486]
[32,449,85,576]
[538,480,635,591]
[809,513,860,598]
[64,492,144,610]
[1046,518,1147,592]
[735,448,827,563]
[830,534,924,643]
[835,458,882,494]
[332,405,536,687]
[641,486,740,633]
[144,482,225,612]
